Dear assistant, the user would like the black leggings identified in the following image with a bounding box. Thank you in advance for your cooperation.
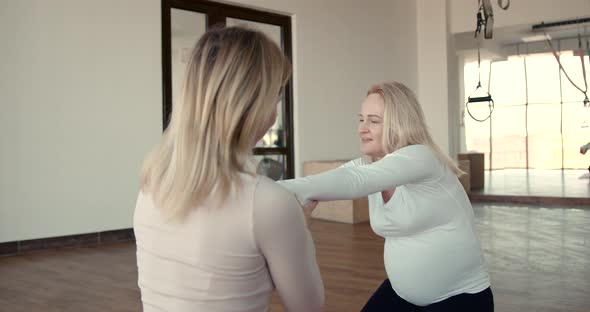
[361,279,494,312]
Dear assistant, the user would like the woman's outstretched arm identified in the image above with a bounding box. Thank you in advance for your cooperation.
[278,145,441,205]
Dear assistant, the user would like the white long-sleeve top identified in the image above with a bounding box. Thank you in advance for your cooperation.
[134,174,324,312]
[279,144,490,306]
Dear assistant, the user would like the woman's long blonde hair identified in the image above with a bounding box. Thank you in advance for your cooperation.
[368,82,463,176]
[141,26,291,218]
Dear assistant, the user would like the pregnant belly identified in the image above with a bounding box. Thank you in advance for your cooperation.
[383,233,489,306]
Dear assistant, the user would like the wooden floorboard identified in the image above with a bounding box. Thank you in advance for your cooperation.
[0,243,140,312]
[1,203,589,311]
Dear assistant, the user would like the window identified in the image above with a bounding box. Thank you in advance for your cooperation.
[162,0,295,179]
[463,51,590,170]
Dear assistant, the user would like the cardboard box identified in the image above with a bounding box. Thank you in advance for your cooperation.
[303,160,369,224]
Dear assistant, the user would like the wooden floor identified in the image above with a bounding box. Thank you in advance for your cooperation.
[1,203,589,311]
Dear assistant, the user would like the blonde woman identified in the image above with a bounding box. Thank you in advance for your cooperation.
[134,26,324,312]
[279,82,493,311]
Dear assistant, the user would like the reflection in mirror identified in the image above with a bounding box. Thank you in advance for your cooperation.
[227,18,286,148]
[255,155,286,181]
[255,98,286,148]
[171,9,206,107]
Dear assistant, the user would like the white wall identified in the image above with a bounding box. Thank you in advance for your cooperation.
[1,0,419,242]
[0,0,162,242]
[390,0,418,92]
[416,0,451,154]
[449,0,590,34]
[446,0,462,159]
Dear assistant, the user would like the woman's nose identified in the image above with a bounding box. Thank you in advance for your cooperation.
[358,122,369,133]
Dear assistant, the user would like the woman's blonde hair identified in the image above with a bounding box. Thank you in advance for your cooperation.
[141,26,291,218]
[368,82,463,176]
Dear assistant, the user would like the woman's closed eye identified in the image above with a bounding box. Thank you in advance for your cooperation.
[359,118,380,124]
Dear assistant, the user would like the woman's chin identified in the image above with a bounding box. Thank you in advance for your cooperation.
[360,148,385,160]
